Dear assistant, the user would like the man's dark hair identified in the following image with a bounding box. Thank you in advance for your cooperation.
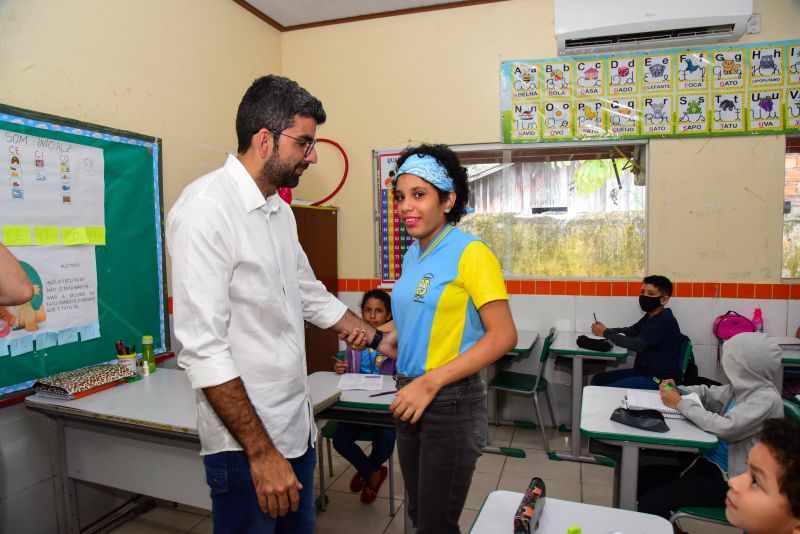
[760,417,800,518]
[393,144,470,225]
[361,289,392,318]
[643,275,673,297]
[235,75,326,154]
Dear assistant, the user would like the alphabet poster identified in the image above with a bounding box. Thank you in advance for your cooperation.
[501,39,800,143]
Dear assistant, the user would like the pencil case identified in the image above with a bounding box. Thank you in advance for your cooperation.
[33,364,134,400]
[514,477,546,534]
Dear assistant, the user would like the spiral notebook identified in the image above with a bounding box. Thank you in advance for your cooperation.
[622,389,701,420]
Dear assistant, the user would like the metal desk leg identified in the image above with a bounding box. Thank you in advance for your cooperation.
[619,445,640,510]
[551,357,602,464]
[50,418,79,533]
[570,357,584,457]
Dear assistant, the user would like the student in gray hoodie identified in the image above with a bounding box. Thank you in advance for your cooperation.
[637,332,784,519]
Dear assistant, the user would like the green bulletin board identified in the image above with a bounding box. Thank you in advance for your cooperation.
[0,104,168,397]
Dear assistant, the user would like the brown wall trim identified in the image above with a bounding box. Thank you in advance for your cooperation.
[232,0,507,32]
[231,0,285,31]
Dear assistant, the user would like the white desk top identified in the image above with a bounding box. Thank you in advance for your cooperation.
[25,369,385,434]
[580,386,718,449]
[470,490,672,533]
[549,331,628,359]
[25,368,199,434]
[308,371,396,409]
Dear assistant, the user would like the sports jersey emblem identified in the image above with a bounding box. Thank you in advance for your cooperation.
[375,354,386,368]
[414,273,434,302]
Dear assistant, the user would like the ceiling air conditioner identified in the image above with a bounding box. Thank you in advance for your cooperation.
[555,0,753,56]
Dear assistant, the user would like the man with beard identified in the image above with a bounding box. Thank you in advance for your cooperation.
[167,75,393,534]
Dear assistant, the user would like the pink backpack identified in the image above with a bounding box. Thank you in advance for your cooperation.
[713,311,755,340]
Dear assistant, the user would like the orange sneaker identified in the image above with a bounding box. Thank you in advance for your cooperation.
[360,466,388,505]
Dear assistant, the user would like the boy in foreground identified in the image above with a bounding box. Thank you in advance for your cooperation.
[725,417,800,534]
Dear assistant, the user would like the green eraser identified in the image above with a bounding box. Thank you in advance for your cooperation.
[567,526,582,534]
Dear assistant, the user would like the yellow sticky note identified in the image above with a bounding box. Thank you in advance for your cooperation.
[62,227,89,246]
[2,225,33,246]
[33,226,60,246]
[85,226,106,245]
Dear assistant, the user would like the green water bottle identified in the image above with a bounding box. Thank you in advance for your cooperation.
[142,335,156,375]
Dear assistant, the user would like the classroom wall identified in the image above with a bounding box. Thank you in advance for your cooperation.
[0,0,281,530]
[285,0,800,422]
[284,0,800,282]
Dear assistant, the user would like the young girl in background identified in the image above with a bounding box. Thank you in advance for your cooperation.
[333,289,396,504]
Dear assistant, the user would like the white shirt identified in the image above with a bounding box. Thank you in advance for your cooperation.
[166,154,347,458]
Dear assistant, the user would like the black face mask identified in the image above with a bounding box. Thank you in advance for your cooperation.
[639,294,663,312]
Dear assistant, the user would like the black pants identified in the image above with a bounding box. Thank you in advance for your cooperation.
[637,456,728,519]
[395,373,486,534]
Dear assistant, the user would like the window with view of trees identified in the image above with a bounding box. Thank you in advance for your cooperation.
[454,143,646,278]
[782,137,800,278]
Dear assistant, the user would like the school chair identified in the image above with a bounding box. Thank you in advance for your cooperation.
[487,327,558,454]
[316,421,397,516]
[669,399,800,530]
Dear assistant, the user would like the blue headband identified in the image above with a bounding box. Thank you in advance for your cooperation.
[395,154,453,191]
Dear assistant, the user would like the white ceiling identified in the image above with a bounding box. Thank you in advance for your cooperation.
[240,0,502,30]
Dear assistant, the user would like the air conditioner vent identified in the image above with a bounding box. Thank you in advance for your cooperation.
[564,24,737,54]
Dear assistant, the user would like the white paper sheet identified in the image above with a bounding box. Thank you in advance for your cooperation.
[1,129,105,229]
[337,373,383,391]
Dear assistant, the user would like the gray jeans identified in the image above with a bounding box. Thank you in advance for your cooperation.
[395,373,486,534]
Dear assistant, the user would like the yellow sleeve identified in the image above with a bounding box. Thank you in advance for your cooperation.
[458,241,508,309]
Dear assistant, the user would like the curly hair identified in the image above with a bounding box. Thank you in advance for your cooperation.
[760,418,800,519]
[394,144,470,225]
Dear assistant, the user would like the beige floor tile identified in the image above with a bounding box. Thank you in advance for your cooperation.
[510,426,576,452]
[580,462,615,485]
[315,489,395,534]
[581,482,614,507]
[502,448,581,481]
[111,506,206,533]
[152,500,210,518]
[475,451,506,474]
[188,518,213,533]
[382,504,407,534]
[463,471,501,511]
[458,508,479,533]
[487,424,514,448]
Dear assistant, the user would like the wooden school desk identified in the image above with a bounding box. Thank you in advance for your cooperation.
[25,368,351,533]
[579,385,717,510]
[470,490,672,533]
[548,332,628,462]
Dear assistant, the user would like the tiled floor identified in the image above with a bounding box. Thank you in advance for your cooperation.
[110,425,740,533]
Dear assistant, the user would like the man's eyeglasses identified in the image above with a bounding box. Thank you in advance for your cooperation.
[273,131,317,158]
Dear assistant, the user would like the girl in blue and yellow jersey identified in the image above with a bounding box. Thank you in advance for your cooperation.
[388,144,517,533]
[332,289,396,504]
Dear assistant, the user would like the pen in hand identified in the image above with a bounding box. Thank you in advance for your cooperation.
[593,313,598,324]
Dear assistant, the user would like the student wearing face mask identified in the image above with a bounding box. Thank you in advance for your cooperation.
[589,275,683,390]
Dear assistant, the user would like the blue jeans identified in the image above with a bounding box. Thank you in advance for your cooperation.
[203,445,316,534]
[591,368,660,390]
[395,373,486,534]
[332,422,396,481]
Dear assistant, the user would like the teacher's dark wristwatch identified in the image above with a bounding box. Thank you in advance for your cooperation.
[368,328,384,350]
